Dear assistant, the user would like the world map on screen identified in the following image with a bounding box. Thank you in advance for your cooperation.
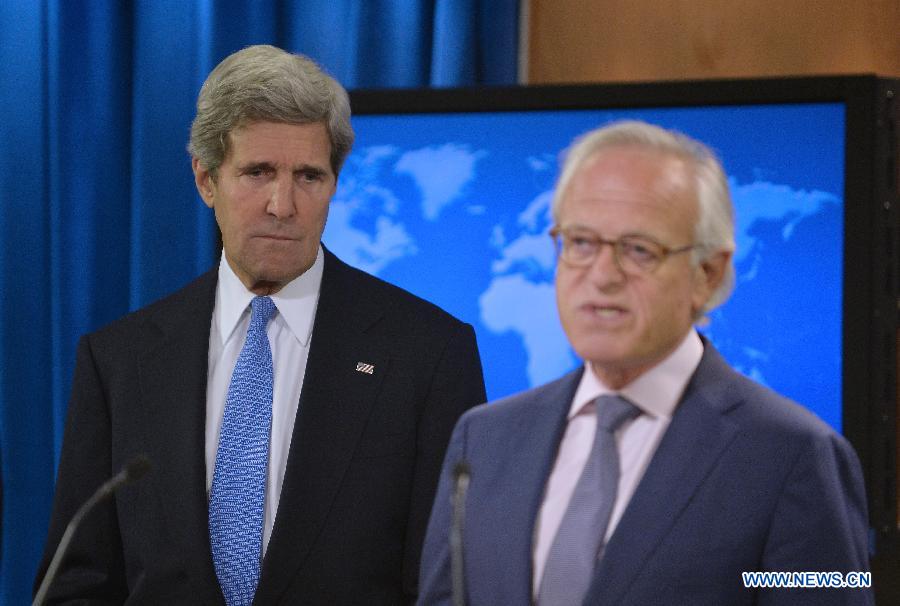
[322,105,845,431]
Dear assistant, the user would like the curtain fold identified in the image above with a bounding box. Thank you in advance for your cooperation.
[0,1,518,603]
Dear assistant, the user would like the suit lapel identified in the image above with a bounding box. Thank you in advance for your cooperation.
[136,270,222,598]
[585,345,743,604]
[257,250,388,601]
[475,370,582,604]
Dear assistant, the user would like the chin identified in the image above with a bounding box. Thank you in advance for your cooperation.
[570,329,629,355]
[258,266,306,283]
[574,344,624,366]
[577,340,649,369]
[253,253,315,278]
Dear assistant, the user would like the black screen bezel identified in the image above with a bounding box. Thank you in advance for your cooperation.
[348,74,897,538]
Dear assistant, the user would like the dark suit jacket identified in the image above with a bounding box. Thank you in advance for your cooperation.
[37,248,486,605]
[419,341,872,605]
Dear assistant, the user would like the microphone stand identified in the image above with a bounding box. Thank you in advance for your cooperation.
[33,456,152,606]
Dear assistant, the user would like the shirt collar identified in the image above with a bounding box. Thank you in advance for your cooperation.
[216,246,324,347]
[568,329,704,420]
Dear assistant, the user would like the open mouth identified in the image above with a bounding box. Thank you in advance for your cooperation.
[582,304,627,320]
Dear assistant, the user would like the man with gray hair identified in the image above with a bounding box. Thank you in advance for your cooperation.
[37,45,485,605]
[419,120,871,605]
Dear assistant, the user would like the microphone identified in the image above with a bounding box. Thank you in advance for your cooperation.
[450,461,471,606]
[33,456,153,606]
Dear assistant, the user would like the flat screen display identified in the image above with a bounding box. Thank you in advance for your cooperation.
[323,102,845,432]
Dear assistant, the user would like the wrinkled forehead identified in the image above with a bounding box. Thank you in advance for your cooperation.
[223,119,332,158]
[563,146,697,210]
[558,146,700,237]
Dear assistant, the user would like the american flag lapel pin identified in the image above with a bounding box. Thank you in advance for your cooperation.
[356,362,375,375]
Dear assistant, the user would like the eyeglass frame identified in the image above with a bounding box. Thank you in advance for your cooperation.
[549,225,703,274]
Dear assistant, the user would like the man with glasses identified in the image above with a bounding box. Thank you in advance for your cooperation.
[418,121,871,605]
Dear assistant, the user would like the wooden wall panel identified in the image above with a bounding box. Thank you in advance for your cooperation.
[527,3,900,601]
[527,0,900,83]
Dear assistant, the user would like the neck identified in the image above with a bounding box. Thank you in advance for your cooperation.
[588,363,648,390]
[247,281,284,296]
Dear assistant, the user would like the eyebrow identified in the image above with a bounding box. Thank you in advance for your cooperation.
[294,165,329,176]
[237,160,328,173]
[561,224,663,241]
[237,161,330,176]
[237,161,275,173]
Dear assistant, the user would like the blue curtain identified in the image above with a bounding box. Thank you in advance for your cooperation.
[0,1,518,602]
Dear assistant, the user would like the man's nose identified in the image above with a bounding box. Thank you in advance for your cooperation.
[586,242,626,287]
[267,174,296,219]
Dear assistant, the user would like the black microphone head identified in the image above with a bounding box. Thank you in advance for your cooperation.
[124,455,152,482]
[452,461,471,481]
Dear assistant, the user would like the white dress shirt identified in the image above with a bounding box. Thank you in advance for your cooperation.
[205,246,324,555]
[532,329,704,595]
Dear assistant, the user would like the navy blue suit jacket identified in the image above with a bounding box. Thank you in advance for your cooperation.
[419,341,872,605]
[37,248,486,605]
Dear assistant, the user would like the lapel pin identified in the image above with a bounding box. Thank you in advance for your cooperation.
[356,362,375,375]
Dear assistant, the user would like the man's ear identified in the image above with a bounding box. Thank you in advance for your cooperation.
[691,249,732,314]
[192,157,216,209]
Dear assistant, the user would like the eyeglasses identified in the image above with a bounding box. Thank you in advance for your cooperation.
[550,226,700,274]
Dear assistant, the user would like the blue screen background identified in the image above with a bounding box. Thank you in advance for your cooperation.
[323,104,845,431]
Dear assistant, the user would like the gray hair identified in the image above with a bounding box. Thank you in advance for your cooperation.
[551,120,736,314]
[188,45,354,177]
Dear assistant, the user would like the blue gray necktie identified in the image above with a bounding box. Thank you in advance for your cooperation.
[209,296,276,606]
[537,394,640,606]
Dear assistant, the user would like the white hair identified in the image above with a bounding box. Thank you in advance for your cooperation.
[551,120,736,314]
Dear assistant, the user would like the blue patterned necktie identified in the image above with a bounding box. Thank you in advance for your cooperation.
[537,394,640,606]
[209,296,276,606]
